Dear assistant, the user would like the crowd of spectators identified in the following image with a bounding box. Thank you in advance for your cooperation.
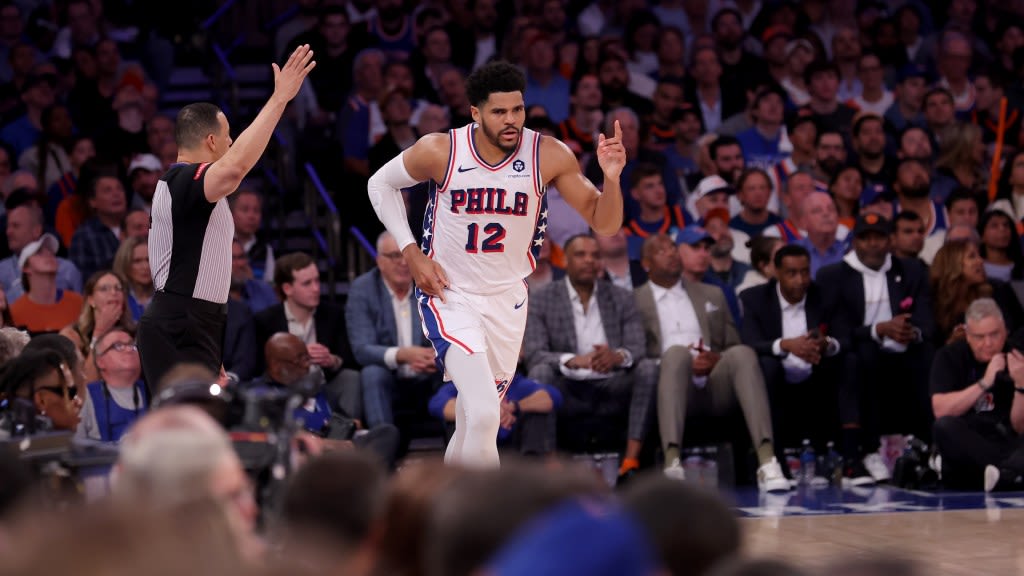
[0,0,1023,572]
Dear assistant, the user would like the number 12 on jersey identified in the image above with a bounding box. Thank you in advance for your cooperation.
[465,223,506,253]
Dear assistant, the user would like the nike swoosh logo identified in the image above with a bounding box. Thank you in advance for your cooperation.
[514,298,526,310]
[457,165,477,173]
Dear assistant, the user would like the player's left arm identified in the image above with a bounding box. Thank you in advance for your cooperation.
[543,120,625,236]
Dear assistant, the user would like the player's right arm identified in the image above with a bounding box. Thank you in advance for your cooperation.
[367,132,451,301]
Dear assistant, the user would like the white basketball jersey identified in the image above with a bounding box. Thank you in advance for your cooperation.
[421,124,547,294]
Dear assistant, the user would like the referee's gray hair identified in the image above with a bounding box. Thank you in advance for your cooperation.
[965,298,1004,325]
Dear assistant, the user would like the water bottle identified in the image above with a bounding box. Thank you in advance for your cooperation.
[799,439,816,485]
[825,441,843,486]
[683,448,704,484]
[702,446,719,488]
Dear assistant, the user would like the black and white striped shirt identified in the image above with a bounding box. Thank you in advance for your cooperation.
[149,162,234,304]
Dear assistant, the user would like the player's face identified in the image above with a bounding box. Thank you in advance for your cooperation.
[472,91,525,154]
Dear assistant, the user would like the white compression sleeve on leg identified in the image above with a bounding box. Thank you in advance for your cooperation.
[445,348,500,469]
[367,151,421,251]
[445,394,466,464]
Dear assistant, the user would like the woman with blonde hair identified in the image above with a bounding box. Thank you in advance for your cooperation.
[60,270,135,382]
[929,238,1023,345]
[112,236,153,321]
[933,122,987,202]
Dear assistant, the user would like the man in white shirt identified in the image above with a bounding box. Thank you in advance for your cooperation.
[740,244,841,454]
[633,233,789,491]
[345,232,441,428]
[524,234,658,480]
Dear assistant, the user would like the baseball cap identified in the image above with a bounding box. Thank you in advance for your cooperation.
[692,175,734,203]
[762,25,792,46]
[18,232,59,270]
[897,63,929,83]
[128,153,162,175]
[676,225,714,246]
[784,39,814,60]
[703,207,731,227]
[852,213,891,237]
[486,499,659,576]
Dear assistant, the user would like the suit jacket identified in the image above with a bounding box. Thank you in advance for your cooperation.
[524,278,646,372]
[634,279,739,360]
[816,256,934,351]
[224,299,258,382]
[344,268,427,369]
[739,279,827,358]
[254,300,357,374]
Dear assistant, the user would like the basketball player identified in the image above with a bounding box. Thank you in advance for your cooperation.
[367,61,625,468]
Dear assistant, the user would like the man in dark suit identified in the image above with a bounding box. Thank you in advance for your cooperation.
[818,213,935,483]
[634,231,788,492]
[740,244,842,454]
[254,252,361,423]
[524,234,658,480]
[345,232,442,428]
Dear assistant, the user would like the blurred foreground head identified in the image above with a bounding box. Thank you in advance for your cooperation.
[112,405,259,556]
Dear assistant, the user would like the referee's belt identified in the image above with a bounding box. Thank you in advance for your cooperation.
[152,290,229,315]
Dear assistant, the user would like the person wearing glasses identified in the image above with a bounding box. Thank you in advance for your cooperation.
[0,348,80,434]
[59,270,134,382]
[345,231,441,431]
[76,328,147,443]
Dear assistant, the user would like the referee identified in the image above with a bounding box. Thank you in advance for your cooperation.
[137,45,315,390]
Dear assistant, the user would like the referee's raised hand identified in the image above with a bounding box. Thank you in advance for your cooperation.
[272,44,316,103]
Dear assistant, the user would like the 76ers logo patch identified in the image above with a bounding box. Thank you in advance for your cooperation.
[513,159,525,172]
[495,377,510,400]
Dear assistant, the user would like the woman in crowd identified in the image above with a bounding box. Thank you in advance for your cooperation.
[830,164,864,231]
[932,122,987,203]
[977,209,1024,282]
[112,236,152,321]
[929,238,1024,345]
[989,149,1024,222]
[0,348,80,432]
[736,235,784,296]
[60,270,134,382]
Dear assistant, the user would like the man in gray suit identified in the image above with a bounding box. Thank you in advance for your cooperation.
[345,232,442,427]
[524,234,658,480]
[634,231,789,492]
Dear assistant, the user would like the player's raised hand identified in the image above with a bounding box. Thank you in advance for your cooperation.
[406,247,451,303]
[272,44,316,103]
[596,119,627,181]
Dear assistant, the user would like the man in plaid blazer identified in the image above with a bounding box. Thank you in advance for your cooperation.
[524,234,658,481]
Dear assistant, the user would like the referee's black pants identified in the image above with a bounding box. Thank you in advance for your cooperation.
[137,291,227,394]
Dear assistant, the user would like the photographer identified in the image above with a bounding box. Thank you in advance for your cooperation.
[246,333,398,469]
[931,298,1024,491]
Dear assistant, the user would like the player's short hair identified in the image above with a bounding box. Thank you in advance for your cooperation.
[465,61,526,108]
[175,103,222,150]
